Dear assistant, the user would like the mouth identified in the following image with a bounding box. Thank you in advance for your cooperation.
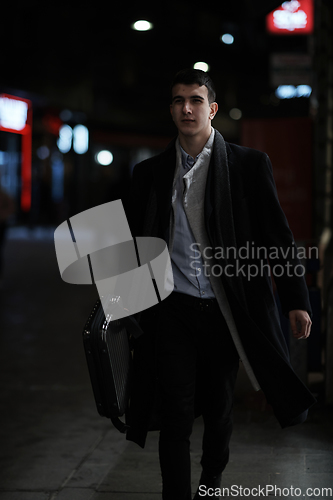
[182,119,194,123]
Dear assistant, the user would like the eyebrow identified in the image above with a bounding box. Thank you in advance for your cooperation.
[172,94,205,102]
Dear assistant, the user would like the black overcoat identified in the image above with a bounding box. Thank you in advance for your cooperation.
[125,130,316,447]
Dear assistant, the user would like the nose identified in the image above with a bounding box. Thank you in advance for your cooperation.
[182,100,192,114]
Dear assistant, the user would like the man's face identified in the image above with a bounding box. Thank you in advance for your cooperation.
[170,83,218,140]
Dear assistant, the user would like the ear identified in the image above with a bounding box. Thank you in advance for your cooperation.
[170,103,174,119]
[209,102,218,120]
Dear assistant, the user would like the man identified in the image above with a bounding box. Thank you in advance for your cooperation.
[125,69,315,500]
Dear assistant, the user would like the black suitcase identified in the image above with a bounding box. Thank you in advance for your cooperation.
[82,295,143,433]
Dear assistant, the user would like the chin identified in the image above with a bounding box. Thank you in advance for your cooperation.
[179,127,197,136]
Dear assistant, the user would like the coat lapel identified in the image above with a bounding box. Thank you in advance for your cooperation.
[151,138,177,240]
[206,130,236,249]
[205,130,248,310]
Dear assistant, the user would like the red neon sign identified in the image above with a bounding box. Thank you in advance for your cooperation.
[266,0,314,35]
[0,94,32,211]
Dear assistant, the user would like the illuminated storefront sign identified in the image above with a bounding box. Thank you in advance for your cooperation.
[266,0,314,35]
[0,94,32,211]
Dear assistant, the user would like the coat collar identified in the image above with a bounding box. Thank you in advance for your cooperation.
[207,130,248,309]
[205,130,236,249]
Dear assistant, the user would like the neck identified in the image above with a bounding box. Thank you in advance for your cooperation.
[178,127,212,158]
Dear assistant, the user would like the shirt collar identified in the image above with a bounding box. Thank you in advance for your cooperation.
[179,128,215,171]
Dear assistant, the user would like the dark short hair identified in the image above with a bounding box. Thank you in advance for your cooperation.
[171,68,216,103]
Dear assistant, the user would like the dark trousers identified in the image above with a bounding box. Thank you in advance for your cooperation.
[155,292,239,500]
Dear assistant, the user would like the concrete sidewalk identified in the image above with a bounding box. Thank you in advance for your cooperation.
[0,231,332,499]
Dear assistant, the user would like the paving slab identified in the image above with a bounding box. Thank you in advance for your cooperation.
[305,453,333,473]
[55,489,96,500]
[0,494,50,500]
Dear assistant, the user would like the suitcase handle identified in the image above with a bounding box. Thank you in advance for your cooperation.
[110,416,130,433]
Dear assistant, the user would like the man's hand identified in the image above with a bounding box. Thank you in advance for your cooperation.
[289,310,312,339]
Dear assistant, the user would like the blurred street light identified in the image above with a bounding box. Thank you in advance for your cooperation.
[221,33,234,45]
[132,20,153,31]
[96,150,113,166]
[193,62,210,72]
